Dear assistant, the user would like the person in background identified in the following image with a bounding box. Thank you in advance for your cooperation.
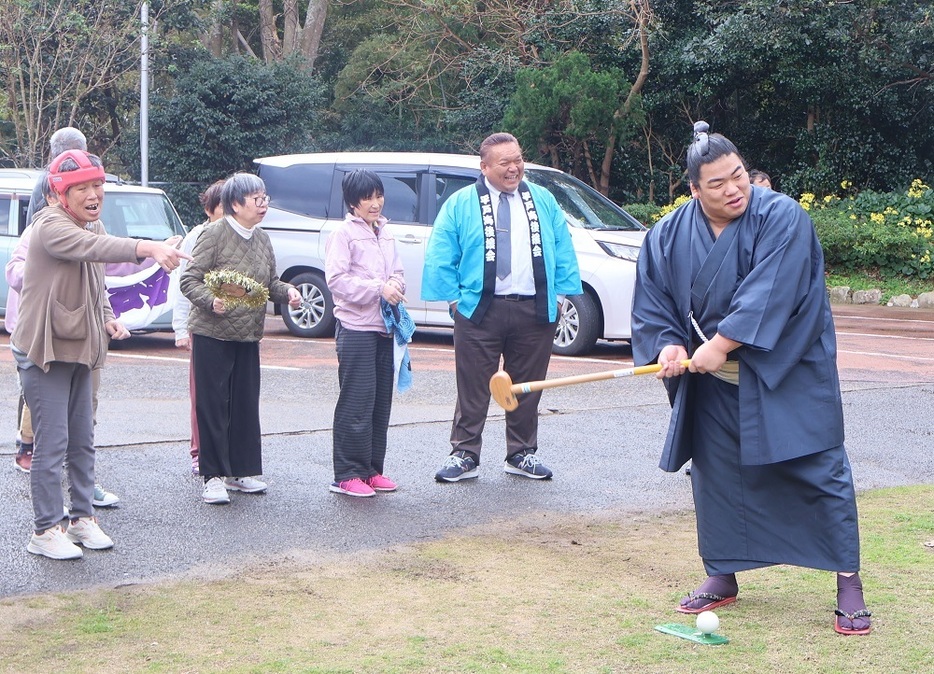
[631,121,871,635]
[180,173,301,505]
[324,170,406,497]
[173,180,226,476]
[25,127,87,228]
[14,150,190,559]
[422,132,581,483]
[748,169,772,189]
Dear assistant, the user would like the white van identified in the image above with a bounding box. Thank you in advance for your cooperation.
[254,152,646,356]
[0,168,188,332]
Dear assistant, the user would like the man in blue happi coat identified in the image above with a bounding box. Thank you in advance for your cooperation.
[632,121,871,635]
[422,132,581,483]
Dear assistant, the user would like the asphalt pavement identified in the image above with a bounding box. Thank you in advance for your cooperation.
[0,314,932,598]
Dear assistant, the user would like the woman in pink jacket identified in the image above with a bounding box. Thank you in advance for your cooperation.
[324,170,406,497]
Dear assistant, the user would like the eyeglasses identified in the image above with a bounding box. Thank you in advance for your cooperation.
[252,194,270,207]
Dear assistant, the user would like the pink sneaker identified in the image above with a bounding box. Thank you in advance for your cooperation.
[366,474,398,492]
[329,478,376,497]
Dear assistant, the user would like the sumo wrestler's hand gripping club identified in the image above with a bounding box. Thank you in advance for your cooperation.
[489,360,692,411]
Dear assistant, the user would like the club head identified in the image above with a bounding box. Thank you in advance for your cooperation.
[489,370,518,411]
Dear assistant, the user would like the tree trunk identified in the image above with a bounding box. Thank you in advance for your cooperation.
[598,0,652,196]
[200,0,225,57]
[582,140,599,190]
[300,0,329,69]
[643,124,656,203]
[548,144,560,168]
[258,0,281,63]
[283,0,300,54]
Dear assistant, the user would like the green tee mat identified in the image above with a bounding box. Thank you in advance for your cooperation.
[654,623,729,645]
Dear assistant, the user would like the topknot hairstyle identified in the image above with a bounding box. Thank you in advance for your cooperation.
[685,120,744,186]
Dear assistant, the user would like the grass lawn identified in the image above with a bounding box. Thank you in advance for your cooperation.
[1,485,932,673]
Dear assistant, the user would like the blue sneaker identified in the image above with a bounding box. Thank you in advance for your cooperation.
[435,451,479,482]
[504,451,553,480]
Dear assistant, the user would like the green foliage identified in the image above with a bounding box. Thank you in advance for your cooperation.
[3,0,933,218]
[506,51,628,146]
[621,202,661,227]
[118,54,324,223]
[503,50,640,189]
[641,0,934,201]
[0,0,145,165]
[806,179,934,280]
[442,48,523,151]
[154,54,323,177]
[328,32,458,150]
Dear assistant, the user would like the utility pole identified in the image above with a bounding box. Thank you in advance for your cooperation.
[140,1,149,186]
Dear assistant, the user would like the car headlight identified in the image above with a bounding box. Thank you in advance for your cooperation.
[596,241,640,262]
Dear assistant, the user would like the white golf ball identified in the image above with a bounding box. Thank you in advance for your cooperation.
[696,610,719,634]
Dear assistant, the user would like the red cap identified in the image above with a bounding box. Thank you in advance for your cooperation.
[48,150,105,195]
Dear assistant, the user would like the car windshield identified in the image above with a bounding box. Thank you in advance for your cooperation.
[524,168,644,231]
[101,192,185,239]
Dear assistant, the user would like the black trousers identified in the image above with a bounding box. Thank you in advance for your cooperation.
[192,334,262,480]
[332,323,394,482]
[451,297,556,461]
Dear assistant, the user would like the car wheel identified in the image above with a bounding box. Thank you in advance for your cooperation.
[281,271,335,338]
[553,292,600,356]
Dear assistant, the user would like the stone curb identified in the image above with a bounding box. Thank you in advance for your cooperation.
[829,286,934,309]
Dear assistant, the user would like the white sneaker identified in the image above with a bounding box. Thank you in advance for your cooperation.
[27,525,83,559]
[202,477,231,504]
[224,476,267,493]
[66,516,114,550]
[92,484,120,507]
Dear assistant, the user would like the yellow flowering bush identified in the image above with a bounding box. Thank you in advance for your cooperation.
[808,178,934,280]
[626,178,933,281]
[652,194,692,222]
[907,179,929,199]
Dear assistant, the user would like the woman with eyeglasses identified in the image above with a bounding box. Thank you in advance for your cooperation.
[180,173,301,505]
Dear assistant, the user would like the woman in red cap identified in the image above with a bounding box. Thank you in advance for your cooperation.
[12,150,189,560]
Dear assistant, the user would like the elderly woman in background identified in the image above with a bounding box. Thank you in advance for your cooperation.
[13,150,189,560]
[173,180,227,476]
[180,173,300,505]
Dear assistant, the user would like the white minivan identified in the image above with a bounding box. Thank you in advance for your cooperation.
[254,152,646,356]
[0,168,188,333]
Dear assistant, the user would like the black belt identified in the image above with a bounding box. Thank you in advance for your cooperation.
[493,294,535,301]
